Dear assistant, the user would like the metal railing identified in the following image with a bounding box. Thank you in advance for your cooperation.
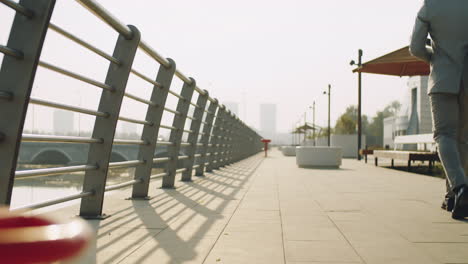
[0,0,263,218]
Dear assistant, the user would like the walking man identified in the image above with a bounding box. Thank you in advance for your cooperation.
[410,0,468,219]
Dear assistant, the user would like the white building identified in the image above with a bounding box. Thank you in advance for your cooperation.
[260,104,277,140]
[383,76,432,149]
[53,110,74,135]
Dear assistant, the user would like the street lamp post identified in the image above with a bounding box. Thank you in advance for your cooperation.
[304,111,307,143]
[323,85,331,147]
[350,49,363,160]
[311,102,316,146]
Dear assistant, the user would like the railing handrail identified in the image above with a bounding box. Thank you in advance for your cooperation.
[0,0,264,216]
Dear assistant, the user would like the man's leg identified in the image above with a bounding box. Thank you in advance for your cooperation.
[431,94,466,191]
[457,87,468,185]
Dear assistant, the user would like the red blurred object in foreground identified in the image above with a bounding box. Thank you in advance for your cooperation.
[261,139,271,157]
[0,209,92,264]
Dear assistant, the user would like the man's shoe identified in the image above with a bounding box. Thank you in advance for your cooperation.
[452,185,468,219]
[442,196,455,211]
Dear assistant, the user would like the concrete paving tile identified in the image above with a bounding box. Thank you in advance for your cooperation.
[205,235,284,264]
[284,240,362,263]
[287,262,362,264]
[224,221,282,234]
[282,215,335,228]
[164,212,229,239]
[119,236,217,264]
[351,241,440,264]
[283,226,346,241]
[417,242,468,263]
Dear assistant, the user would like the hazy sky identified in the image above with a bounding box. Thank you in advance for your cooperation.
[0,0,423,134]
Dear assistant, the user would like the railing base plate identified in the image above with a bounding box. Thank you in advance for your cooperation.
[79,214,111,220]
[125,196,152,200]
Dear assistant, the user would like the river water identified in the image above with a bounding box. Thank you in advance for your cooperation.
[11,165,140,210]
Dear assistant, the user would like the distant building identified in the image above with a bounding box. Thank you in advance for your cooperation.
[224,101,239,116]
[53,110,74,135]
[383,76,432,149]
[260,104,277,140]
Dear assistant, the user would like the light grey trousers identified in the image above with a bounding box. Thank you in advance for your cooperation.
[430,89,468,195]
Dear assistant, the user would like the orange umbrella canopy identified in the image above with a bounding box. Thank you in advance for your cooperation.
[353,46,430,77]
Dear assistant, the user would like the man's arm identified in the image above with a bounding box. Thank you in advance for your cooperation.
[410,1,433,63]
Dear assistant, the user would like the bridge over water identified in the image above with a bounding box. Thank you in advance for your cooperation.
[18,142,170,165]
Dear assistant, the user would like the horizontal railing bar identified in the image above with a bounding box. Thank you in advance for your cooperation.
[189,102,201,109]
[39,61,113,91]
[16,165,98,179]
[194,86,207,96]
[30,97,108,117]
[124,92,155,106]
[160,125,177,130]
[157,141,174,146]
[178,155,190,160]
[139,40,170,68]
[0,91,13,100]
[168,90,185,101]
[185,115,197,121]
[153,157,170,163]
[0,44,23,59]
[150,172,168,180]
[193,164,201,169]
[176,168,187,173]
[74,0,219,110]
[196,143,204,146]
[105,179,141,192]
[118,116,153,126]
[205,110,214,115]
[0,0,33,18]
[130,68,162,88]
[11,191,94,211]
[164,107,181,116]
[49,23,120,65]
[180,142,191,146]
[22,134,103,144]
[108,160,145,169]
[207,97,216,103]
[193,154,202,158]
[183,129,194,134]
[75,0,133,39]
[174,69,192,85]
[201,121,208,125]
[113,139,147,145]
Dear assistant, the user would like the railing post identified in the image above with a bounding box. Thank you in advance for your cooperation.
[195,100,218,176]
[212,110,228,170]
[206,106,226,172]
[181,90,209,182]
[79,26,141,219]
[162,78,196,188]
[239,124,248,160]
[218,112,235,168]
[0,0,56,206]
[231,117,242,163]
[131,59,176,199]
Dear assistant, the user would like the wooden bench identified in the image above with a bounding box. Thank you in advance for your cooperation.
[372,134,439,172]
[373,150,439,172]
[359,149,374,163]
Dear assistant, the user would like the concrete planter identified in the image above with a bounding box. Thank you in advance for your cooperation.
[281,146,297,156]
[296,146,342,168]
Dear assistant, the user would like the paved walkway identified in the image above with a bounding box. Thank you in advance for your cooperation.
[53,149,468,263]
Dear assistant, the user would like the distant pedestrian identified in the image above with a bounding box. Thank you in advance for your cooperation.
[410,0,468,219]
